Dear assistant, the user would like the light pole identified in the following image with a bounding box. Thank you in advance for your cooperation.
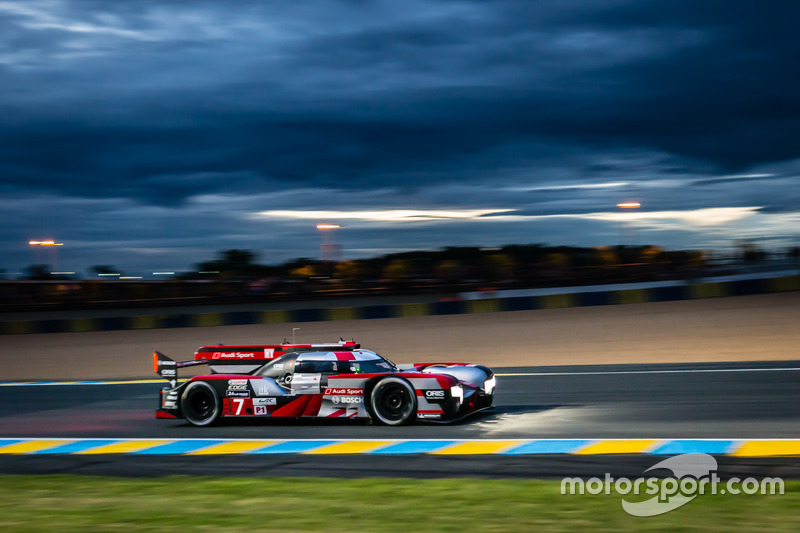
[316,224,342,262]
[29,240,64,271]
[616,202,640,246]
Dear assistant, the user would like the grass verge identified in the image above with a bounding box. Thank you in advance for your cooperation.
[0,475,798,532]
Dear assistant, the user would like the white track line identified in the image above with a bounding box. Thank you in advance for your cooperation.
[2,366,799,387]
[0,379,164,387]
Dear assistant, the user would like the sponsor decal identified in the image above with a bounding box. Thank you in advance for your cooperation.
[253,398,277,406]
[264,348,275,358]
[324,388,364,396]
[254,405,269,415]
[162,392,179,406]
[159,360,177,366]
[227,379,249,392]
[160,369,177,377]
[255,385,274,396]
[331,396,363,405]
[228,397,250,415]
[417,413,442,419]
[424,390,445,399]
[273,363,284,370]
[212,352,257,359]
[226,390,250,398]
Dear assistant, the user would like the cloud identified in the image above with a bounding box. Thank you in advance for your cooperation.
[1,1,800,271]
[257,208,515,223]
[580,206,761,227]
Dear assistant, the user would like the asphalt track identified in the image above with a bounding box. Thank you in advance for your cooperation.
[1,292,799,477]
[1,360,800,477]
[2,360,800,440]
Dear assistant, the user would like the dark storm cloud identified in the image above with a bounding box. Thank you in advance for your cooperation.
[1,0,800,272]
[2,0,799,207]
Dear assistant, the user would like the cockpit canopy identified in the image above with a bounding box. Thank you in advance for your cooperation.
[256,349,397,379]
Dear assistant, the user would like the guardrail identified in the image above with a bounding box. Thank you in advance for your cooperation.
[2,274,798,335]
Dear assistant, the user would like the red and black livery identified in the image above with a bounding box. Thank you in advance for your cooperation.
[154,339,495,426]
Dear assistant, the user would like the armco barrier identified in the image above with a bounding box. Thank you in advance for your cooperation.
[1,275,798,335]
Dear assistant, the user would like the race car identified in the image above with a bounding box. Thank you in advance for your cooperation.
[154,339,495,426]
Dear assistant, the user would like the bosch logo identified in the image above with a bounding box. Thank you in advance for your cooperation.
[332,396,363,405]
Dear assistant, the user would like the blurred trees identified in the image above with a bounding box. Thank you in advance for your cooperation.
[24,264,52,280]
[736,240,768,263]
[91,265,119,276]
[334,261,366,287]
[196,249,266,279]
[290,264,319,280]
[5,242,739,311]
[382,259,414,284]
[180,243,715,289]
[482,254,514,281]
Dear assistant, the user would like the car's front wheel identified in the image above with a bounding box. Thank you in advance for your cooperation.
[180,381,221,427]
[369,377,417,425]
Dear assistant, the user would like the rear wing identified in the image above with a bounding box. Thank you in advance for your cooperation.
[192,339,360,362]
[153,351,209,387]
[154,338,361,386]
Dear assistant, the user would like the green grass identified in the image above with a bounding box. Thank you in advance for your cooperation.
[0,475,798,532]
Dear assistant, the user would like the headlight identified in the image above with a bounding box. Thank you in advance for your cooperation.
[450,385,464,403]
[483,376,496,395]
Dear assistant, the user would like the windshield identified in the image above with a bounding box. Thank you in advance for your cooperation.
[255,353,297,378]
[378,354,398,370]
[337,358,396,374]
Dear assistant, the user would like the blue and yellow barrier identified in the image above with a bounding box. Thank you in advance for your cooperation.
[2,275,798,335]
[0,438,797,456]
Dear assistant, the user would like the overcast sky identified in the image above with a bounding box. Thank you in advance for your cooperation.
[2,0,799,275]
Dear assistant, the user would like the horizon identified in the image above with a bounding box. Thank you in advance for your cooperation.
[2,1,799,274]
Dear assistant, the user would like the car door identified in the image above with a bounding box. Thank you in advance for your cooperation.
[291,359,337,394]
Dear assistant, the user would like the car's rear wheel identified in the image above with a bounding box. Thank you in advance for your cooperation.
[369,377,417,425]
[180,381,221,427]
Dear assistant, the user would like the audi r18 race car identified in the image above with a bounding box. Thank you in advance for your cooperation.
[154,339,495,426]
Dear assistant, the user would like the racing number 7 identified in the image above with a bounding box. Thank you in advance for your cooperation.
[232,398,245,415]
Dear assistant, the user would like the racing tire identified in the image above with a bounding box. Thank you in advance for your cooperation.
[180,381,221,427]
[369,377,417,425]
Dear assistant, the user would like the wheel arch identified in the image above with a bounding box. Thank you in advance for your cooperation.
[180,379,222,427]
[367,374,418,425]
